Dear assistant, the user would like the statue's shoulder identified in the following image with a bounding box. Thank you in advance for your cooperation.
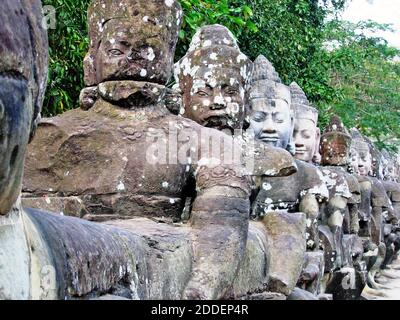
[342,171,361,194]
[319,166,352,198]
[295,160,329,199]
[36,108,97,135]
[243,137,297,178]
[369,176,390,204]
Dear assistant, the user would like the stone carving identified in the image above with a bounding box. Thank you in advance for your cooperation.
[18,0,274,301]
[382,150,400,222]
[365,139,393,247]
[248,58,329,297]
[319,116,367,299]
[289,83,333,297]
[247,55,295,154]
[175,27,306,299]
[348,129,399,294]
[174,24,252,136]
[373,150,400,271]
[2,0,399,301]
[291,82,321,164]
[350,128,373,238]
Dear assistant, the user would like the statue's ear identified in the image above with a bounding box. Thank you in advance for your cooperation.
[313,127,322,164]
[287,114,296,156]
[83,51,97,87]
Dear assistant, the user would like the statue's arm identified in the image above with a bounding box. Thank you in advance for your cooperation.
[183,147,251,299]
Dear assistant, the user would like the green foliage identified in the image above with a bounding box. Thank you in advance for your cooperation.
[317,20,400,151]
[176,0,257,59]
[42,0,91,117]
[237,0,326,82]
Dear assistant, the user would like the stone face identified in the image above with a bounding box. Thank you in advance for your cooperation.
[291,82,321,164]
[262,212,307,296]
[174,24,252,135]
[320,115,351,167]
[248,55,294,154]
[350,128,372,177]
[84,0,182,87]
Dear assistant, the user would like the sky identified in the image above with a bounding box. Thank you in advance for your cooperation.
[341,0,400,48]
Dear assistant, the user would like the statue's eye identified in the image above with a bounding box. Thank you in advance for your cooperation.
[225,88,239,96]
[252,114,265,122]
[196,90,209,97]
[109,49,124,56]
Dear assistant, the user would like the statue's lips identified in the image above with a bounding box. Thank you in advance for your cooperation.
[203,114,232,127]
[358,167,368,175]
[295,149,307,154]
[259,135,279,143]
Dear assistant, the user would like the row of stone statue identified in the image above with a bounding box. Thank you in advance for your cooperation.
[1,0,399,300]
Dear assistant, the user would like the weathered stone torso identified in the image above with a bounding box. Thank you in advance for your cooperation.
[23,83,248,222]
[383,180,400,221]
[253,160,327,216]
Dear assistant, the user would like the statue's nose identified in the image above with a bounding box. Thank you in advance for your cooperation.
[262,118,276,133]
[210,95,226,110]
[210,103,226,110]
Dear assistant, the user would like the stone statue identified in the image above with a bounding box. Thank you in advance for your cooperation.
[349,129,373,238]
[376,150,400,269]
[289,82,331,296]
[4,0,398,301]
[319,116,367,299]
[19,0,274,300]
[365,138,394,246]
[1,0,164,300]
[248,56,329,298]
[247,55,296,154]
[381,150,400,222]
[175,27,308,299]
[291,82,321,164]
[349,130,395,293]
[174,24,252,136]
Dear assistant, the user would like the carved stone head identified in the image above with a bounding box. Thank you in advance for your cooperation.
[0,0,48,215]
[320,115,351,166]
[361,136,384,178]
[174,24,252,135]
[348,144,360,175]
[248,55,294,153]
[84,0,182,86]
[350,128,372,177]
[381,150,396,181]
[290,82,321,163]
